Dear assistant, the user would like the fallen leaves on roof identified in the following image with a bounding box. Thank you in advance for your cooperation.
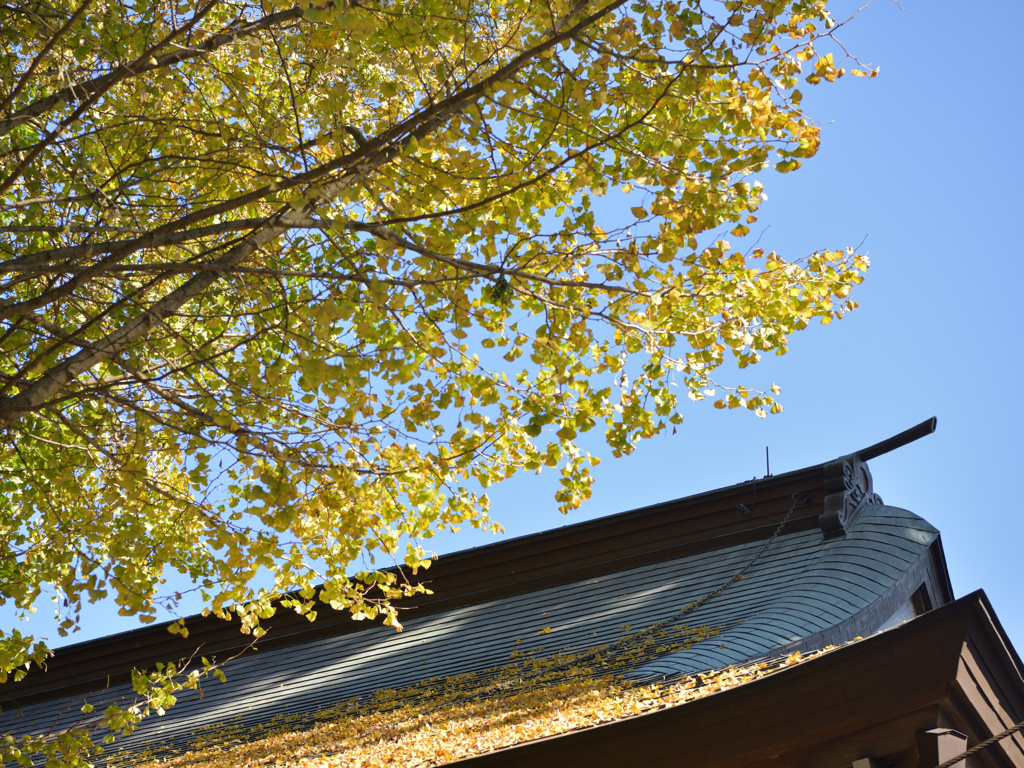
[122,633,839,768]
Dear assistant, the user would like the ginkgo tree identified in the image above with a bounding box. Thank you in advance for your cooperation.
[1,0,870,759]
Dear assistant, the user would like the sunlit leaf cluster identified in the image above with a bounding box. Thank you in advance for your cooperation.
[2,0,871,755]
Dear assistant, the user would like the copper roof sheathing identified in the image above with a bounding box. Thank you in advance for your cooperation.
[0,503,945,764]
[0,421,959,765]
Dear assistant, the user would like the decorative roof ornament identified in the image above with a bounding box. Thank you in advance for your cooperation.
[820,455,882,538]
[818,416,936,538]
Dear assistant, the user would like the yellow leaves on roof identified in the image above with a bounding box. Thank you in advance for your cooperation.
[128,645,839,768]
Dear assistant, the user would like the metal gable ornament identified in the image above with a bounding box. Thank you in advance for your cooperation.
[819,455,883,538]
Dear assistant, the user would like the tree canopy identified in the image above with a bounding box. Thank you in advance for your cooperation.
[0,0,869,757]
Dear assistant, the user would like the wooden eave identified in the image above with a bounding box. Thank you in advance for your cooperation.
[452,591,1024,768]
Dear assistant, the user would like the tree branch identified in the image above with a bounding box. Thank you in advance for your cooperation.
[0,0,630,422]
[0,0,96,116]
[0,2,220,199]
[0,3,297,137]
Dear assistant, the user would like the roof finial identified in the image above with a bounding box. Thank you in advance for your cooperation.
[856,417,937,462]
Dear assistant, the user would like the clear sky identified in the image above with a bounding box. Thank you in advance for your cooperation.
[431,0,1024,652]
[9,0,1023,657]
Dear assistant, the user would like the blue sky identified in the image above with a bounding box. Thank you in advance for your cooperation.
[10,0,1023,657]
[438,0,1024,651]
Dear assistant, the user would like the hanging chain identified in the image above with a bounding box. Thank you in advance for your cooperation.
[357,485,812,745]
[675,490,810,620]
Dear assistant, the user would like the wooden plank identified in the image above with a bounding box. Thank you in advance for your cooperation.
[954,646,1024,764]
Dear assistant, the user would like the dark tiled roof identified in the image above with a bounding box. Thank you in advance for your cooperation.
[0,503,943,763]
